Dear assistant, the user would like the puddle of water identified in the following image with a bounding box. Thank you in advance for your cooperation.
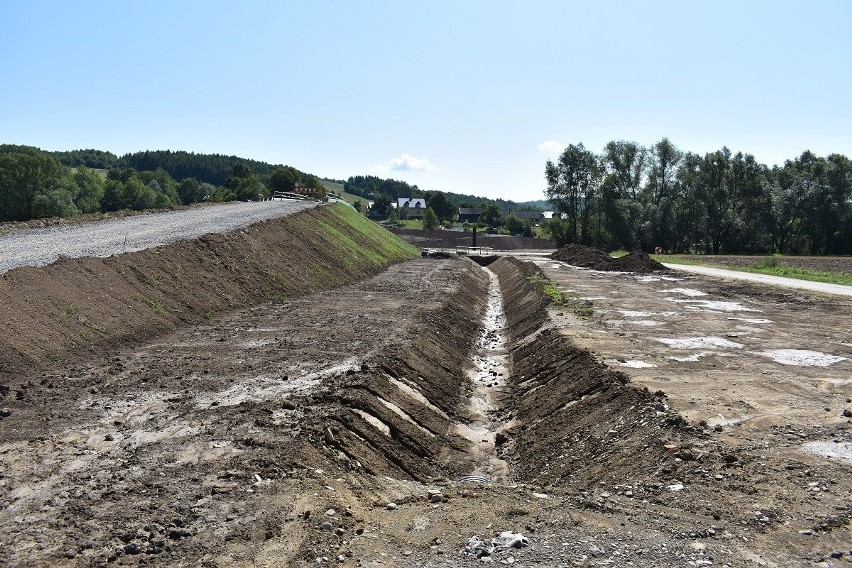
[664,287,707,297]
[655,336,745,349]
[620,360,657,368]
[802,441,852,464]
[754,349,847,367]
[456,267,511,482]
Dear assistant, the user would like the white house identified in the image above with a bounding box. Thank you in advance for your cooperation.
[396,197,427,218]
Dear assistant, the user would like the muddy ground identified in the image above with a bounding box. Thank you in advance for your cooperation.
[1,218,851,566]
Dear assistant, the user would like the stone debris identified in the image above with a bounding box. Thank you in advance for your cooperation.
[464,531,529,559]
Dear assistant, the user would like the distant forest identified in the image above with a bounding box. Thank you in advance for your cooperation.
[545,139,852,255]
[0,145,328,222]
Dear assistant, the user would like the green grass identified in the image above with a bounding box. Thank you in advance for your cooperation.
[319,204,420,267]
[652,254,852,286]
[739,262,852,286]
[526,275,594,319]
[145,298,168,315]
[541,283,562,304]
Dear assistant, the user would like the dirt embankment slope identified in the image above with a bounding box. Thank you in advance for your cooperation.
[0,204,419,381]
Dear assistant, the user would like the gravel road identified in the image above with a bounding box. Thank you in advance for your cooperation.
[0,200,317,274]
[664,262,852,297]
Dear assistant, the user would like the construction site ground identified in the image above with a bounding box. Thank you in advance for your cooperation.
[0,210,850,567]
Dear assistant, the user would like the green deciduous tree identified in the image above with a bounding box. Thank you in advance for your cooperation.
[480,204,501,227]
[74,166,105,213]
[545,143,601,245]
[422,207,440,230]
[0,152,77,221]
[425,191,455,222]
[268,166,300,194]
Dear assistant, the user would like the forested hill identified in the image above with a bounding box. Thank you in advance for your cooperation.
[343,175,545,212]
[45,148,323,188]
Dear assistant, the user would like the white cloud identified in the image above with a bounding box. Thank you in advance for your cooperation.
[375,153,436,172]
[537,140,567,153]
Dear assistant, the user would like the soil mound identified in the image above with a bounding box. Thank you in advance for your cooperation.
[550,243,613,268]
[551,244,668,272]
[609,250,669,273]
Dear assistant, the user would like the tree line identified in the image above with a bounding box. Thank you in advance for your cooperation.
[344,175,543,219]
[545,139,852,254]
[0,145,327,222]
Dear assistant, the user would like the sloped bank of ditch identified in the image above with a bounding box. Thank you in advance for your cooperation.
[0,204,420,380]
[489,256,705,490]
[306,259,492,483]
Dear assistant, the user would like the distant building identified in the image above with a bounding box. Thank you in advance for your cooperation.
[514,211,544,222]
[397,197,427,218]
[292,182,320,197]
[458,207,483,222]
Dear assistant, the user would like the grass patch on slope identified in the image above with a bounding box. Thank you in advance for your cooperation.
[316,204,420,268]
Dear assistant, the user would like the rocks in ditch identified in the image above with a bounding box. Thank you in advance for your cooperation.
[842,409,852,418]
[0,408,11,418]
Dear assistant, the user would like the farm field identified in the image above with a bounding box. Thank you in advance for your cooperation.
[0,207,850,566]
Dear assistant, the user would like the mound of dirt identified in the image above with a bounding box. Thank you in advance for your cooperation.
[550,243,614,267]
[609,249,669,273]
[551,244,668,272]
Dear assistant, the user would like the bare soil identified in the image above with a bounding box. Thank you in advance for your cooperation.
[388,227,555,251]
[1,216,851,567]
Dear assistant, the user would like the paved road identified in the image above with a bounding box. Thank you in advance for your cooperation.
[0,200,317,274]
[664,263,852,297]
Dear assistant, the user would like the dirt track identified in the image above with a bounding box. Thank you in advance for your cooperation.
[1,216,851,566]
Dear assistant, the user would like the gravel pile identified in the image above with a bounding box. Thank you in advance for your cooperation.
[0,200,317,274]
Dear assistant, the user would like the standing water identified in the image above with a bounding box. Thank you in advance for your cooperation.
[456,266,511,482]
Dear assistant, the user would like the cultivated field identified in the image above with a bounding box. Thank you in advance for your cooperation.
[0,207,850,566]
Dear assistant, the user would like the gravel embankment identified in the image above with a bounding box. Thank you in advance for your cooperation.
[0,200,317,274]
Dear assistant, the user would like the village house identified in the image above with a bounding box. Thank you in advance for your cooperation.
[397,197,427,218]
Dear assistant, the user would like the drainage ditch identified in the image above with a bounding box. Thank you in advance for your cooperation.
[455,265,512,483]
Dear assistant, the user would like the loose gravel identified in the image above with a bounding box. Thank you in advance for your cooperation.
[0,200,317,274]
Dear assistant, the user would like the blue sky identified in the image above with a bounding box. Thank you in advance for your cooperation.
[2,1,850,202]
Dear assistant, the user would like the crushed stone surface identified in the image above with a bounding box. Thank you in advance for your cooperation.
[0,200,316,273]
